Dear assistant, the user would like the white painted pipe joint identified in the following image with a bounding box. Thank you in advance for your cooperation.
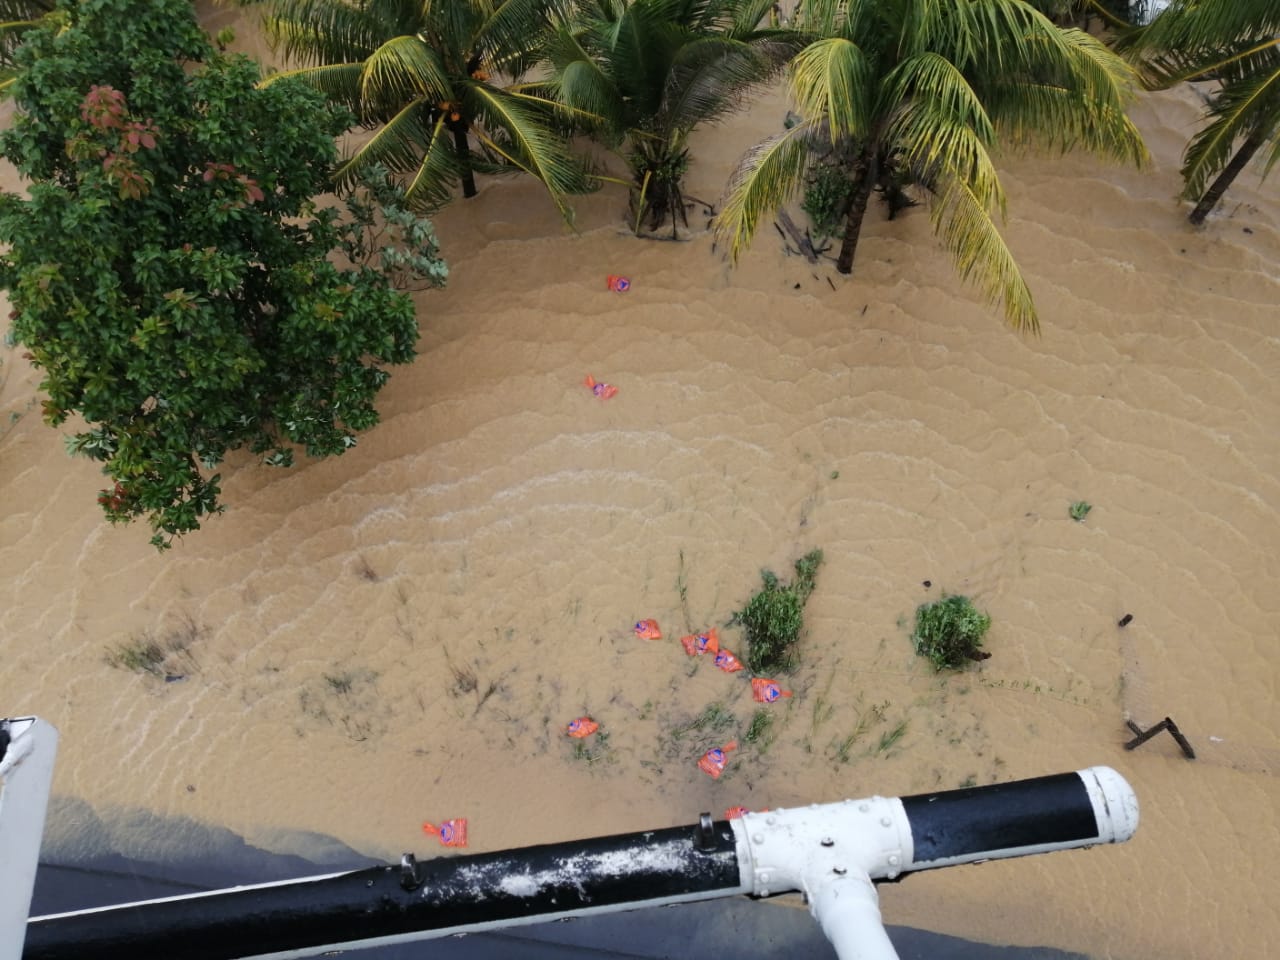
[730,766,1138,960]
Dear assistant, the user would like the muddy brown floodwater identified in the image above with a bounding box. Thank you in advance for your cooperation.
[1,8,1277,959]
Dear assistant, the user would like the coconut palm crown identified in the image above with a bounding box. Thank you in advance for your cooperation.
[1121,0,1280,225]
[546,0,807,236]
[716,0,1148,332]
[261,0,594,216]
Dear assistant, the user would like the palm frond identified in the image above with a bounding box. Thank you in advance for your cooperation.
[361,34,451,106]
[0,16,46,66]
[661,35,787,135]
[334,97,434,186]
[1127,0,1280,60]
[479,0,572,66]
[546,25,626,135]
[980,30,1148,165]
[259,62,367,115]
[715,121,815,263]
[936,0,1051,74]
[724,0,785,40]
[1180,66,1280,200]
[467,81,589,218]
[886,51,997,146]
[928,170,1038,333]
[787,37,872,143]
[265,0,391,65]
[885,73,1006,219]
[1139,36,1280,89]
[0,0,54,19]
[401,110,466,213]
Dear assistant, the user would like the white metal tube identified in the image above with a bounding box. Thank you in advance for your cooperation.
[807,872,899,960]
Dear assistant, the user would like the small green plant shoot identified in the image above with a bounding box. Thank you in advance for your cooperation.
[1069,500,1093,522]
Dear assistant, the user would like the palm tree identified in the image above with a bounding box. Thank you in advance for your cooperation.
[546,0,806,236]
[260,0,593,216]
[716,0,1148,332]
[1122,0,1280,225]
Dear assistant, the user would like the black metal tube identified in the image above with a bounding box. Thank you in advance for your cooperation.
[23,820,743,960]
[900,771,1099,870]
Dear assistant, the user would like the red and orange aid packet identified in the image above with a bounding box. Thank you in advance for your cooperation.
[422,819,468,847]
[584,374,618,399]
[634,618,662,640]
[750,678,793,703]
[567,717,599,738]
[724,806,769,820]
[697,741,738,779]
[713,648,744,672]
[680,628,720,657]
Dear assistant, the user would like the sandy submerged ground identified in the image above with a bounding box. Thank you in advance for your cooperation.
[2,12,1279,959]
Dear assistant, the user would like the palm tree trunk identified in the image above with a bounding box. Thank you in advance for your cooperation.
[453,126,477,199]
[1188,129,1265,225]
[836,149,879,275]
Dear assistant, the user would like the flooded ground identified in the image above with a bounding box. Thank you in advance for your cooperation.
[2,9,1277,959]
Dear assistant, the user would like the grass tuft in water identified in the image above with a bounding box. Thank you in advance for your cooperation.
[737,548,823,674]
[105,638,167,675]
[911,594,992,670]
[1069,500,1092,522]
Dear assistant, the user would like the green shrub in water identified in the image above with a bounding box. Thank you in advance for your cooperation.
[801,163,854,239]
[738,549,823,674]
[911,595,992,670]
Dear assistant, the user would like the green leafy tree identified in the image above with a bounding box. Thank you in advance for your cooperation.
[1122,0,1280,225]
[0,0,444,548]
[261,0,593,216]
[716,0,1148,332]
[546,0,806,236]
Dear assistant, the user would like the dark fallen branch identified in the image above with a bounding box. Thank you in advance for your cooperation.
[777,209,819,263]
[1124,717,1195,760]
[684,194,717,215]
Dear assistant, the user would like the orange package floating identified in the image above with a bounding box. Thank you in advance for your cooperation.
[634,618,662,640]
[584,374,618,400]
[606,274,631,292]
[567,717,599,738]
[713,648,744,673]
[680,628,720,657]
[751,678,793,703]
[422,819,468,848]
[725,806,770,819]
[697,741,738,779]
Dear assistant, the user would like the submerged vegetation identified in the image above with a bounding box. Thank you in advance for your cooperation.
[715,0,1149,333]
[104,614,204,677]
[546,0,805,237]
[1119,0,1280,224]
[736,548,823,674]
[911,595,993,671]
[0,0,1261,558]
[261,0,595,217]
